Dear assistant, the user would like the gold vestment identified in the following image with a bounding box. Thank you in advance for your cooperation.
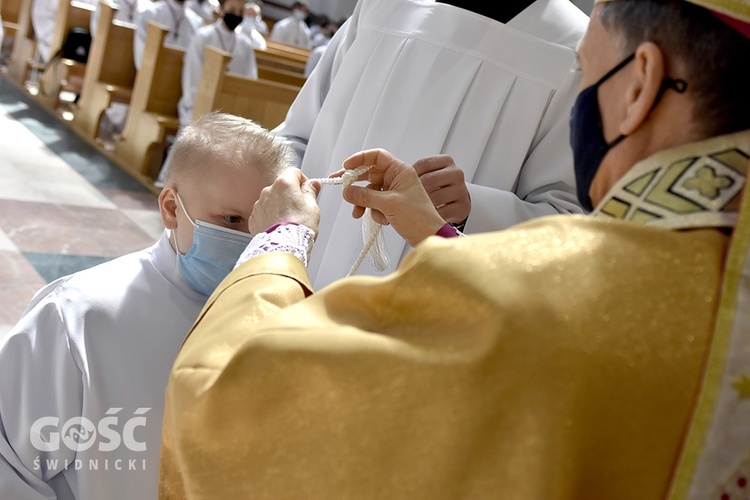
[160,132,750,499]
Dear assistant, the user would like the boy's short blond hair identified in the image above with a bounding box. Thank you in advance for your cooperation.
[166,112,295,188]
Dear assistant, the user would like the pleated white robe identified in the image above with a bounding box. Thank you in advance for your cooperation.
[274,0,589,288]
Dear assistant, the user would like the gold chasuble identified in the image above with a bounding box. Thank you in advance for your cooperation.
[160,131,750,500]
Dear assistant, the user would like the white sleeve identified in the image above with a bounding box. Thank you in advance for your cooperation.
[463,66,585,233]
[271,13,356,165]
[238,38,257,80]
[0,290,83,499]
[133,5,155,70]
[89,0,101,37]
[178,35,205,126]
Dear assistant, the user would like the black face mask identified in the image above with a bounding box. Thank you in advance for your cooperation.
[223,12,243,31]
[568,53,688,211]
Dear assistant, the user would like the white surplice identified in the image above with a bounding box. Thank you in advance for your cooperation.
[185,0,218,23]
[239,19,267,50]
[89,0,152,38]
[177,20,258,126]
[0,232,206,500]
[133,0,204,69]
[273,0,589,289]
[268,15,312,49]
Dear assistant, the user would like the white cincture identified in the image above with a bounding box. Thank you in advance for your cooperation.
[311,166,392,276]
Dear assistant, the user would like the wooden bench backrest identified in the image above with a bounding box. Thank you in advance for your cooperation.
[14,0,33,40]
[254,49,306,74]
[1,0,22,27]
[266,39,312,59]
[260,44,308,64]
[194,46,300,130]
[131,21,184,117]
[257,64,306,88]
[90,1,136,88]
[6,0,35,83]
[50,0,95,60]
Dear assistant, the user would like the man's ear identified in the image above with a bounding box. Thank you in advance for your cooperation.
[620,41,666,136]
[159,187,179,230]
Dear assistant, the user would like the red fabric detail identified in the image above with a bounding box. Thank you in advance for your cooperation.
[711,10,750,40]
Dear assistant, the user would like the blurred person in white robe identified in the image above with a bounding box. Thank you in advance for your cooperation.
[273,0,589,288]
[153,0,258,185]
[89,0,152,37]
[186,0,219,23]
[268,0,312,48]
[97,0,203,148]
[240,1,267,49]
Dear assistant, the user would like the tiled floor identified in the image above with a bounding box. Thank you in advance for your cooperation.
[0,75,163,338]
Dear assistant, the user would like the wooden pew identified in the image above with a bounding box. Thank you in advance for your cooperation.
[193,46,300,130]
[266,39,311,60]
[1,0,22,42]
[7,0,35,84]
[257,63,305,88]
[254,48,306,74]
[72,0,136,139]
[115,21,183,183]
[38,0,95,108]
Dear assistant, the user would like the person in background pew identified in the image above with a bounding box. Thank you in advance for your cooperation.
[176,0,258,127]
[269,0,312,49]
[31,0,97,63]
[151,0,258,185]
[97,0,203,149]
[308,12,329,47]
[89,0,152,38]
[241,1,268,49]
[273,0,589,289]
[134,0,203,69]
[0,113,294,500]
[253,0,269,34]
[186,0,220,23]
[303,18,340,76]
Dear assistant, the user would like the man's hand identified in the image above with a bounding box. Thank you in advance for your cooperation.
[248,168,321,236]
[341,149,447,247]
[413,155,471,225]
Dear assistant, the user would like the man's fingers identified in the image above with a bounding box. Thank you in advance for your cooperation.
[427,184,468,208]
[303,179,322,199]
[412,155,455,176]
[279,166,307,184]
[370,209,389,226]
[343,184,384,212]
[418,167,464,193]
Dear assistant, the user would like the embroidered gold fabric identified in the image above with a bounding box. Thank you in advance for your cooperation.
[160,133,750,499]
[593,130,750,229]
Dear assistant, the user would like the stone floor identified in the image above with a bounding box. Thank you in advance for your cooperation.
[0,75,163,338]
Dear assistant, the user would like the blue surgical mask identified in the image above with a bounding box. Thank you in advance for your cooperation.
[568,53,687,211]
[293,9,307,21]
[243,15,257,29]
[173,193,253,296]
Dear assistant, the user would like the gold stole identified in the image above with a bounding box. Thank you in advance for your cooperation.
[590,130,750,499]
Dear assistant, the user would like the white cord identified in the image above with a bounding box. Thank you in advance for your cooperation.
[309,166,391,276]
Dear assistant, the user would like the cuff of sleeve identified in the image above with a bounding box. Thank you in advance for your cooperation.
[436,222,462,238]
[236,223,316,269]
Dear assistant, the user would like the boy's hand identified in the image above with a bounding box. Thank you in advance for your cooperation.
[249,168,321,236]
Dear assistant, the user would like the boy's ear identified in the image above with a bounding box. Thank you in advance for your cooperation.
[619,41,666,136]
[159,187,179,230]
